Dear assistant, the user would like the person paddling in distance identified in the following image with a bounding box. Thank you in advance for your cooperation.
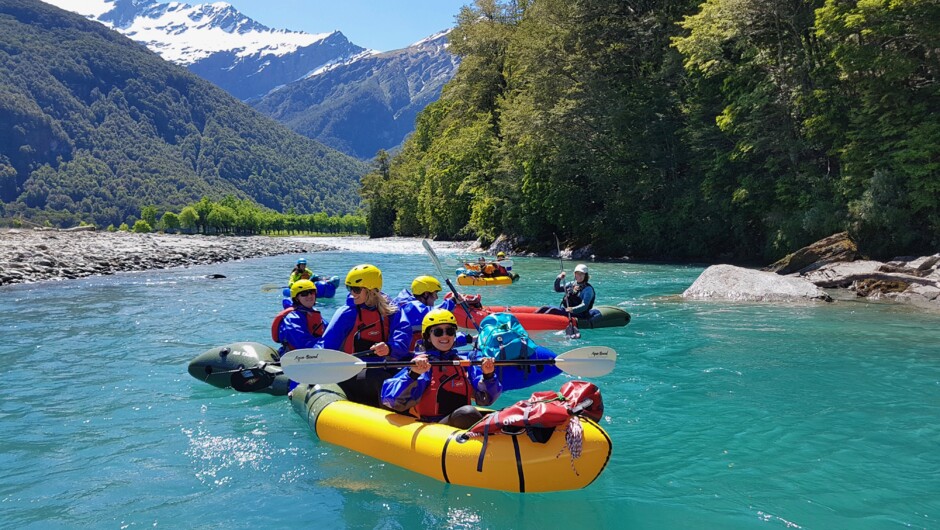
[381,309,501,429]
[317,264,411,405]
[288,257,315,287]
[492,252,510,276]
[536,263,596,318]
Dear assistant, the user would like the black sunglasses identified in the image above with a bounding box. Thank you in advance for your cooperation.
[347,286,363,294]
[297,290,316,297]
[430,326,457,337]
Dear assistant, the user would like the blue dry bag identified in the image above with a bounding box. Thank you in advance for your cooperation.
[475,313,535,361]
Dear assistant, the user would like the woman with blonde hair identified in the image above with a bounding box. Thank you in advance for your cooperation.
[317,264,411,405]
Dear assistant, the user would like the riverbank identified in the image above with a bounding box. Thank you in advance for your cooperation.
[0,229,331,286]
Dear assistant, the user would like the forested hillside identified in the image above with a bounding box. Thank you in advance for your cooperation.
[363,0,939,261]
[0,0,369,228]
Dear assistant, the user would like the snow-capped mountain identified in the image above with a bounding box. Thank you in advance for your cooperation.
[41,0,460,158]
[252,31,459,159]
[42,0,365,100]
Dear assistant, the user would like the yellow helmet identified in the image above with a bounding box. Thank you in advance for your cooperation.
[497,251,506,259]
[345,264,382,290]
[411,275,442,296]
[422,308,457,334]
[290,279,317,298]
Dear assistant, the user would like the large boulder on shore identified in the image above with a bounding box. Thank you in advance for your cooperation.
[765,232,860,274]
[683,264,832,303]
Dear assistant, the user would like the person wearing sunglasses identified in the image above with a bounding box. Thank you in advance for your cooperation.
[272,280,326,353]
[317,264,411,405]
[380,309,501,428]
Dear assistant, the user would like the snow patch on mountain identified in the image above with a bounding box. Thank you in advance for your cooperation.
[42,0,335,64]
[302,49,381,81]
[409,29,452,50]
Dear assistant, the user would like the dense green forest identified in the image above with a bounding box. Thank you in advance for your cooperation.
[362,0,939,261]
[0,0,369,228]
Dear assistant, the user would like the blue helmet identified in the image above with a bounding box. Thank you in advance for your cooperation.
[297,258,307,265]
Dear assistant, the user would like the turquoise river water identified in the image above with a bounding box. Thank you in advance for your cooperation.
[1,238,938,529]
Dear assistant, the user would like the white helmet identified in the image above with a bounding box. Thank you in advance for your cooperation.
[574,264,589,274]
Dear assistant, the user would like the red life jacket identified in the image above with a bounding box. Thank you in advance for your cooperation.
[410,363,472,419]
[271,307,324,351]
[343,305,387,353]
[408,332,421,352]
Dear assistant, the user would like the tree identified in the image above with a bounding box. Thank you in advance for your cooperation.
[361,151,396,237]
[161,211,180,233]
[815,0,940,256]
[140,205,159,229]
[179,206,198,233]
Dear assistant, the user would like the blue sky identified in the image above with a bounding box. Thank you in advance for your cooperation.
[173,0,470,52]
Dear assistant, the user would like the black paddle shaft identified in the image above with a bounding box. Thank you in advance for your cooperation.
[445,278,481,332]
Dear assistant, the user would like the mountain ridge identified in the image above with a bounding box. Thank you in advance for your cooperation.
[253,31,459,159]
[41,0,366,100]
[0,0,368,227]
[41,0,460,158]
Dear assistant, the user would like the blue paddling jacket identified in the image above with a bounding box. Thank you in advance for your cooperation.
[380,347,502,422]
[273,305,328,354]
[393,288,462,349]
[316,292,412,360]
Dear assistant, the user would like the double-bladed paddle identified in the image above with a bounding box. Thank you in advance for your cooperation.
[422,239,481,332]
[280,346,617,384]
[261,284,287,293]
[224,349,379,392]
[554,233,581,339]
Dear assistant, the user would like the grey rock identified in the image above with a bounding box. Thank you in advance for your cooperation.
[683,264,832,303]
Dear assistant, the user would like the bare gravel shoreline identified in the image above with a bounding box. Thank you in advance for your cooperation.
[0,229,333,286]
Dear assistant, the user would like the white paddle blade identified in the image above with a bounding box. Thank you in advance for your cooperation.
[422,239,447,278]
[261,284,285,293]
[556,346,617,377]
[280,348,366,384]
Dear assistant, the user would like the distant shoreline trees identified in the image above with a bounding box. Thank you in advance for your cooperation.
[85,195,366,236]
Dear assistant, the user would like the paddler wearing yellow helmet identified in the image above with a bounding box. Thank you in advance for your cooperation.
[316,264,413,407]
[392,275,461,351]
[272,279,325,353]
[380,309,501,429]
